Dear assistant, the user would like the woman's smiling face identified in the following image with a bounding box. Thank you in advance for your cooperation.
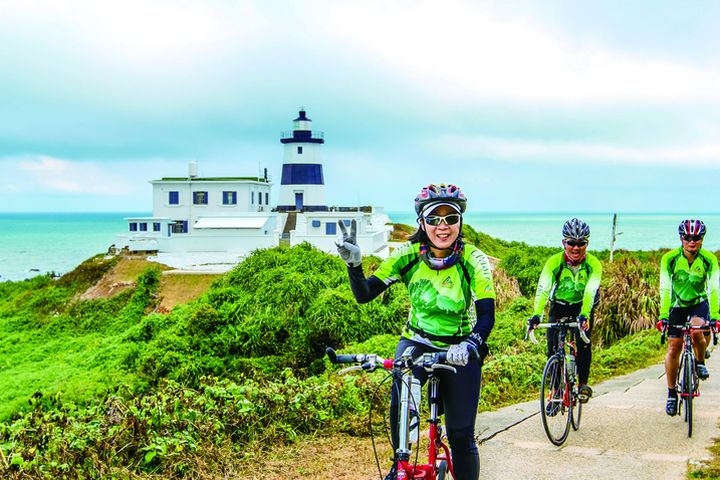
[422,205,461,254]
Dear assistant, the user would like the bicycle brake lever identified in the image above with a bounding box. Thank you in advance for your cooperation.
[432,364,457,373]
[337,365,364,375]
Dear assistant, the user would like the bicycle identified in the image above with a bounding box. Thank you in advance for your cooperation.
[526,316,590,446]
[326,345,478,480]
[659,317,717,437]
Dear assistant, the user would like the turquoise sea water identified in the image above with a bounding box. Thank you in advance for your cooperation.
[389,211,720,253]
[0,213,146,282]
[3,211,720,282]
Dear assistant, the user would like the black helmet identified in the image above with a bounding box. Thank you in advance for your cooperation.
[562,218,590,240]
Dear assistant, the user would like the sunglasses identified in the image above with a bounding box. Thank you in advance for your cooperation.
[423,214,462,226]
[565,239,588,247]
[682,234,704,242]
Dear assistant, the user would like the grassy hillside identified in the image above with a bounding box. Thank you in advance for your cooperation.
[0,228,671,478]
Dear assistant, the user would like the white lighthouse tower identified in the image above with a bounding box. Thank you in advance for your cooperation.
[277,109,327,212]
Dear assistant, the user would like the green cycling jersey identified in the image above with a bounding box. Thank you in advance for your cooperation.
[532,252,602,318]
[372,242,495,346]
[659,247,720,320]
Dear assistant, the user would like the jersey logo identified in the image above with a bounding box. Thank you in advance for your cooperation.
[442,276,454,288]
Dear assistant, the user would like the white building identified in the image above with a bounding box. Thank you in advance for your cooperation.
[117,110,391,266]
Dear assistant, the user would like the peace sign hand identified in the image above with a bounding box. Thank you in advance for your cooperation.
[335,219,362,267]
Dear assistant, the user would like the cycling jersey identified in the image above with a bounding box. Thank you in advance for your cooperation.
[372,241,495,346]
[532,251,602,319]
[659,247,720,320]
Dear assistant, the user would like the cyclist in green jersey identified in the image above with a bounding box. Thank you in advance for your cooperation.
[527,218,602,409]
[656,219,719,416]
[336,184,495,480]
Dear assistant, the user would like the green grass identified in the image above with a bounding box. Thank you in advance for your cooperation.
[0,235,677,478]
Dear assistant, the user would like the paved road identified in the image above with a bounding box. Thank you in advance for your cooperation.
[475,353,720,480]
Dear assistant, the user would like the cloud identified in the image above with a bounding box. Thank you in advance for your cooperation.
[16,156,134,194]
[430,135,720,167]
[321,0,720,105]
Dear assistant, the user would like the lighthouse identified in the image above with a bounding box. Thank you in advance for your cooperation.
[276,109,328,212]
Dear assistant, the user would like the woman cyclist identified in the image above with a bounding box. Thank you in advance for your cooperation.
[656,219,719,416]
[527,218,602,409]
[336,184,496,480]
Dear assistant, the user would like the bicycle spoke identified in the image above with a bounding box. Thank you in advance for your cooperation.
[540,356,571,445]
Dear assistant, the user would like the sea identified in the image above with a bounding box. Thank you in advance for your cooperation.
[3,211,720,282]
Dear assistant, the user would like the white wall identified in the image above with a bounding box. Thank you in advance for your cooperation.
[152,180,272,219]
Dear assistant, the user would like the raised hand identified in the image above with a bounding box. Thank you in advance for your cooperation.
[335,219,362,267]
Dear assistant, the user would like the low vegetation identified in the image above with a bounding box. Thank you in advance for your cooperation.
[0,226,692,478]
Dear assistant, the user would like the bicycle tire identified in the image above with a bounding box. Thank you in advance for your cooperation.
[571,384,582,431]
[540,355,571,445]
[437,460,449,480]
[684,351,694,437]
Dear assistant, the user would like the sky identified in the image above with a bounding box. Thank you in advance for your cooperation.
[1,0,719,214]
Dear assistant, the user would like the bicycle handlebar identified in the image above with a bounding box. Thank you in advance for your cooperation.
[325,345,479,374]
[526,322,590,345]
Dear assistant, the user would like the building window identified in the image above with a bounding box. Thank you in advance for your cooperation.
[223,191,237,205]
[325,222,337,235]
[193,191,208,205]
[171,221,188,233]
[153,222,161,232]
[251,192,254,205]
[297,146,303,154]
[281,164,324,185]
[139,222,148,232]
[129,222,138,232]
[265,192,269,205]
[169,191,179,205]
[343,219,351,226]
[312,220,321,228]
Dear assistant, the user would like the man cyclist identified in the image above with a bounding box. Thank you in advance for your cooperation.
[656,219,719,416]
[336,184,495,480]
[527,218,602,409]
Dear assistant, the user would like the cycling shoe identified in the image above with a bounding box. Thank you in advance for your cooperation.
[665,396,678,416]
[697,363,710,380]
[578,384,593,403]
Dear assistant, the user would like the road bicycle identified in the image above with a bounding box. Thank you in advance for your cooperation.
[326,345,477,480]
[526,316,589,446]
[659,317,717,437]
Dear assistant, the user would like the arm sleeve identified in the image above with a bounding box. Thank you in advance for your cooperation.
[659,252,672,319]
[532,256,558,317]
[707,252,720,320]
[473,297,495,341]
[347,265,389,304]
[580,256,603,318]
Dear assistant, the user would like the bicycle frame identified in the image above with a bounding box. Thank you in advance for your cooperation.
[527,317,589,445]
[660,318,710,437]
[326,346,472,480]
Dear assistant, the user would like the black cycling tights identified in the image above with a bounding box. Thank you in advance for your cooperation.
[547,301,593,385]
[389,338,481,480]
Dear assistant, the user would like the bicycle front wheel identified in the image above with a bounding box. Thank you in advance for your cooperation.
[540,355,571,445]
[571,384,582,431]
[683,352,694,437]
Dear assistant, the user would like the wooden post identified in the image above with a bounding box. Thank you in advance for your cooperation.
[609,213,618,262]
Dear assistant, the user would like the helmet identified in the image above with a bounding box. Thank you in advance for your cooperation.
[414,184,467,216]
[562,218,590,240]
[678,219,706,237]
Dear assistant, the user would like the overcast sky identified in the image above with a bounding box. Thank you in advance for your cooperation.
[1,0,719,214]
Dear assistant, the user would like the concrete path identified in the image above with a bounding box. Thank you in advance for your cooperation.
[475,352,720,480]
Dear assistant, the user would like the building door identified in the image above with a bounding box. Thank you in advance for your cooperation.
[295,192,304,211]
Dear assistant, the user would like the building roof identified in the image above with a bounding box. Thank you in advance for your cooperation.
[152,177,270,183]
[193,217,271,229]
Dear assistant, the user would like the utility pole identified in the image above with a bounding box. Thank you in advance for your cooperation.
[609,213,622,262]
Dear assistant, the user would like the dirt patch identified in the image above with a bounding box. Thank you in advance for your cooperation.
[77,255,221,309]
[232,433,394,480]
[156,273,220,312]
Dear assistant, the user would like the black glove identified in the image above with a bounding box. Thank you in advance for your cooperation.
[527,315,540,330]
[578,315,589,332]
